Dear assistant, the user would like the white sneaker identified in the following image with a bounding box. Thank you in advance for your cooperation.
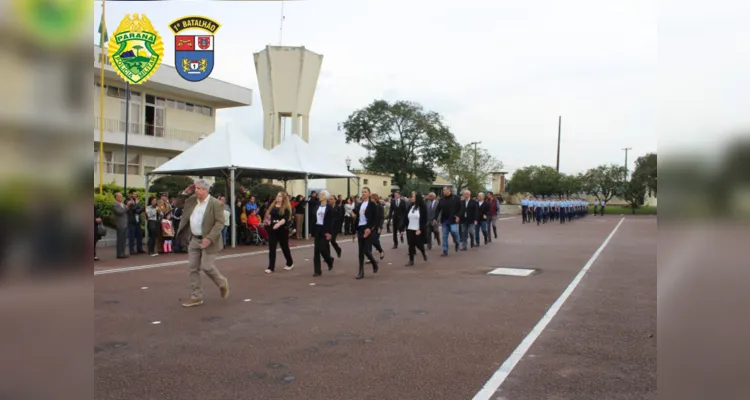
[264,269,273,274]
[284,264,294,271]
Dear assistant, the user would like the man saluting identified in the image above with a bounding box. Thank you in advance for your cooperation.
[175,179,230,307]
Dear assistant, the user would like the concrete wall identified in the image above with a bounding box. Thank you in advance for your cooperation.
[255,46,323,148]
[326,172,391,199]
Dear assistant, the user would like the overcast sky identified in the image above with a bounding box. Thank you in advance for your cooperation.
[94,0,665,176]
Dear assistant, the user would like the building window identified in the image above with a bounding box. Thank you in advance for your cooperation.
[143,155,170,174]
[383,180,388,186]
[112,152,141,175]
[94,149,114,174]
[185,103,194,112]
[363,179,369,185]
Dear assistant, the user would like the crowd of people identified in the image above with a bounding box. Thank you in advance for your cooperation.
[97,180,513,307]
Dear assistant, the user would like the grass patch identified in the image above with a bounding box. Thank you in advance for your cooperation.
[589,205,657,215]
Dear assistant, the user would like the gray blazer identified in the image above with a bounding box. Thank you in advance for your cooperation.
[113,201,129,230]
[425,199,439,221]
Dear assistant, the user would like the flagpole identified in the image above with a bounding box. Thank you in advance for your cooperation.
[98,0,106,194]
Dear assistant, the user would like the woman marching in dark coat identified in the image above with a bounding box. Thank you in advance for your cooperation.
[405,192,428,266]
[351,187,379,279]
[328,194,343,258]
[312,191,335,277]
[370,193,386,261]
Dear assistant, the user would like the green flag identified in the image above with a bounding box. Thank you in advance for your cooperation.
[98,13,108,46]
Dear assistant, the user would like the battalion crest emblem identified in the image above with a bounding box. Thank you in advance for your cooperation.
[169,16,220,82]
[108,13,164,85]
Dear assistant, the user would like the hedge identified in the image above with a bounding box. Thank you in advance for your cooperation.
[94,183,157,228]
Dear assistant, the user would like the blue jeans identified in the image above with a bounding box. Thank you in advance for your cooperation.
[474,221,487,244]
[441,221,459,254]
[222,226,228,245]
[128,223,143,253]
[460,223,475,248]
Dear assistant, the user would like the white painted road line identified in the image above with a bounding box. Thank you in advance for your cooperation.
[472,217,625,400]
[94,217,518,276]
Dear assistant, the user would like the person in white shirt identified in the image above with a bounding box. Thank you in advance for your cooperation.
[174,179,229,308]
[405,192,428,266]
[351,187,379,279]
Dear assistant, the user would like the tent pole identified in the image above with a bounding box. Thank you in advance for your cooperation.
[304,175,309,240]
[230,168,237,248]
[144,174,150,250]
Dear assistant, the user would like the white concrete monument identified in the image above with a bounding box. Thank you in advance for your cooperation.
[254,46,323,150]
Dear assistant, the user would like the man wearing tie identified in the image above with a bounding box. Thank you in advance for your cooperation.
[388,191,407,249]
[424,192,441,250]
[458,190,478,250]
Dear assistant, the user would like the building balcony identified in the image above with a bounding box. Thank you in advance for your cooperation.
[94,117,207,152]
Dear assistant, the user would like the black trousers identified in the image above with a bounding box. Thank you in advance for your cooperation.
[268,228,293,271]
[313,229,333,274]
[392,218,404,247]
[147,220,160,254]
[371,230,384,253]
[406,229,426,258]
[424,222,439,249]
[357,226,377,268]
[521,206,528,223]
[329,231,342,255]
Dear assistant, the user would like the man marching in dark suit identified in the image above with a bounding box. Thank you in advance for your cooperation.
[388,191,407,249]
[424,192,441,250]
[458,190,479,249]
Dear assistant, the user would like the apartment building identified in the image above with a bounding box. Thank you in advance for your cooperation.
[93,45,253,188]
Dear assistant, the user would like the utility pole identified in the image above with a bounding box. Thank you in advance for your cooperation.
[469,141,481,189]
[556,116,562,172]
[622,147,632,180]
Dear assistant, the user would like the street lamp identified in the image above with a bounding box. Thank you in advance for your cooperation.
[345,156,352,198]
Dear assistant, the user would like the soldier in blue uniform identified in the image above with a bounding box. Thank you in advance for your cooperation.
[521,196,529,224]
[535,196,543,226]
[559,198,566,224]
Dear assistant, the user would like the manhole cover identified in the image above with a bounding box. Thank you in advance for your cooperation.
[487,268,537,276]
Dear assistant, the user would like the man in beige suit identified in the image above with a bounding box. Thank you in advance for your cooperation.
[175,179,229,307]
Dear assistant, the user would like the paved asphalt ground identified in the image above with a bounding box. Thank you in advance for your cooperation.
[94,214,656,400]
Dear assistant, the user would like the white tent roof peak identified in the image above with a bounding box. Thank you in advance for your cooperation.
[270,134,356,179]
[150,130,305,178]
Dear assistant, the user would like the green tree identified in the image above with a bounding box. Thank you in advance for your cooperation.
[148,175,195,197]
[132,45,144,57]
[581,164,628,202]
[339,100,459,191]
[444,143,503,195]
[622,176,647,214]
[507,165,562,196]
[632,153,657,196]
[557,173,583,197]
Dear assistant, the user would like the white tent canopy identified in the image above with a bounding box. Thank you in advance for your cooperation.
[149,129,306,180]
[269,134,356,179]
[145,130,307,249]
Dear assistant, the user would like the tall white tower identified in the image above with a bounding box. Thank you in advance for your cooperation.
[254,46,323,150]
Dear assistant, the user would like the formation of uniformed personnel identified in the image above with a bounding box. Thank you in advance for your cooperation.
[524,196,589,226]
